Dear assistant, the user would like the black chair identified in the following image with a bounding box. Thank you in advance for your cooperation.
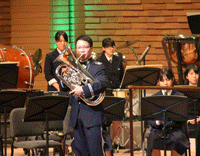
[10,108,63,156]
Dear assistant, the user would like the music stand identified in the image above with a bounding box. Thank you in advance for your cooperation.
[141,95,188,156]
[0,90,27,156]
[102,96,126,122]
[120,66,160,88]
[186,12,200,34]
[24,95,70,156]
[119,65,161,156]
[0,62,19,89]
[179,89,200,155]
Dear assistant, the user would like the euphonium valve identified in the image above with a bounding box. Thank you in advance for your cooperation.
[54,45,105,106]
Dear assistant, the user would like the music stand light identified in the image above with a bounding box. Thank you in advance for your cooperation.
[24,95,70,156]
[0,90,27,156]
[141,95,188,156]
[0,62,19,89]
[102,96,126,122]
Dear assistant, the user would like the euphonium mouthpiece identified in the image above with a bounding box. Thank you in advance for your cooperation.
[77,53,84,61]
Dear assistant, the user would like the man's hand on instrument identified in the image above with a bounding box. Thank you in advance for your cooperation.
[69,84,84,97]
[188,116,200,125]
[156,120,163,125]
[62,67,69,76]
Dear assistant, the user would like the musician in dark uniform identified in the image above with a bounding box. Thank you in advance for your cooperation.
[184,64,200,155]
[44,31,68,91]
[97,38,124,94]
[60,35,108,156]
[97,38,124,154]
[147,68,190,156]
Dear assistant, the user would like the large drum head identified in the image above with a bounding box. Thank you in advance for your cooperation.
[0,44,34,89]
[168,42,198,66]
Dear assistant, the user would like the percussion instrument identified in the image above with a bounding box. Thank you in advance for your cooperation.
[116,40,139,49]
[44,91,59,96]
[162,34,200,84]
[0,44,35,89]
[112,89,129,117]
[163,34,199,66]
[112,89,140,117]
[112,88,129,98]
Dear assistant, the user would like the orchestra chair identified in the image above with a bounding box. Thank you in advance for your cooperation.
[43,120,63,156]
[62,106,75,156]
[10,108,63,156]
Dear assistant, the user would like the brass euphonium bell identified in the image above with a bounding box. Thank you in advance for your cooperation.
[54,45,105,106]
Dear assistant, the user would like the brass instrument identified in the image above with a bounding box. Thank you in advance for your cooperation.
[54,45,105,106]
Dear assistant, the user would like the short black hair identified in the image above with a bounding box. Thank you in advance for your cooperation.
[159,68,175,81]
[55,31,68,42]
[75,35,93,47]
[184,64,199,85]
[102,38,115,48]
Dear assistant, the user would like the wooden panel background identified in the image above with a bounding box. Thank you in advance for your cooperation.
[10,0,50,91]
[0,0,11,45]
[0,0,199,91]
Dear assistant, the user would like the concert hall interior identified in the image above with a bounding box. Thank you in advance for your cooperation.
[1,0,200,156]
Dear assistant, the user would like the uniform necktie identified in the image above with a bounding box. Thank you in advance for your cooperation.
[109,59,112,64]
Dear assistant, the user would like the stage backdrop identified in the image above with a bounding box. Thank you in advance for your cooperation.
[0,0,199,91]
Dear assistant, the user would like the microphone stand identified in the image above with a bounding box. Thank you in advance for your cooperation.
[129,46,139,62]
[136,45,151,65]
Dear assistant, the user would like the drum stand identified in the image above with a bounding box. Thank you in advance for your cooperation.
[113,121,138,153]
[112,89,143,153]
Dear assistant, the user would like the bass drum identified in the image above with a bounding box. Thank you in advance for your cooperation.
[113,89,141,117]
[0,44,34,89]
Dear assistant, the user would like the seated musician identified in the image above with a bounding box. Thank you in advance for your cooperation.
[184,64,199,124]
[184,64,200,155]
[146,68,190,156]
[184,64,199,87]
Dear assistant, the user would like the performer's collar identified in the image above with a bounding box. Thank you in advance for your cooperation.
[80,57,92,65]
[162,90,172,95]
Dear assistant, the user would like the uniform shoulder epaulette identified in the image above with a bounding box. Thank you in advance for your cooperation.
[94,61,102,65]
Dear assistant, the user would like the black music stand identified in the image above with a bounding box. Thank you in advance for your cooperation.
[141,95,188,156]
[120,66,160,156]
[180,89,200,155]
[187,12,200,34]
[0,62,19,89]
[102,96,126,153]
[24,95,70,156]
[120,66,160,88]
[102,96,126,122]
[0,90,27,156]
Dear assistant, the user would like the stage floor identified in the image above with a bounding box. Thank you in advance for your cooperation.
[3,146,196,156]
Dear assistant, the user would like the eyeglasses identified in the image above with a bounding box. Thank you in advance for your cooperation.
[104,46,116,50]
[76,46,90,50]
[58,40,67,43]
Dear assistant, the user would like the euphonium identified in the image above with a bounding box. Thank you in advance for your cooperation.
[54,45,105,106]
